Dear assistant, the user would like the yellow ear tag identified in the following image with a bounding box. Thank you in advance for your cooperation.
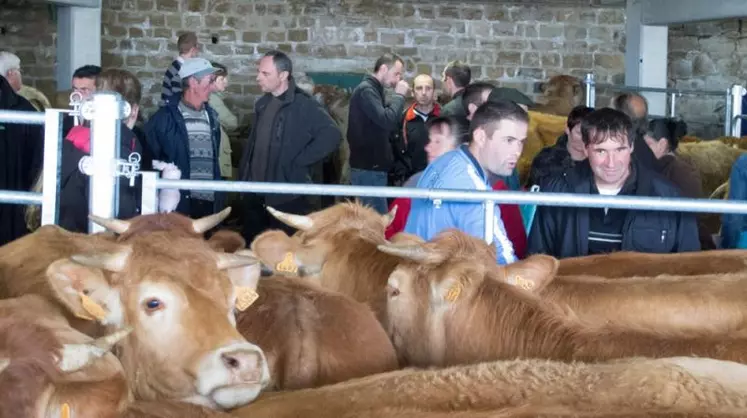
[276,252,299,274]
[511,275,536,291]
[61,403,71,418]
[78,293,108,321]
[444,282,462,302]
[235,287,259,311]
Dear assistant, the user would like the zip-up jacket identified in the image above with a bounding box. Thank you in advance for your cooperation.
[404,144,517,265]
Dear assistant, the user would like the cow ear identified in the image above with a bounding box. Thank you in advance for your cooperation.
[250,230,327,277]
[46,259,123,327]
[207,230,247,253]
[431,276,471,306]
[502,255,559,293]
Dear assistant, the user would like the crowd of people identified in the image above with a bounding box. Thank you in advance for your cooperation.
[0,32,744,260]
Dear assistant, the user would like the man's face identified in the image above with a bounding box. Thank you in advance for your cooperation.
[474,119,528,177]
[585,134,633,188]
[425,124,457,163]
[212,75,228,93]
[256,56,286,94]
[72,77,96,99]
[566,124,586,158]
[413,75,434,108]
[382,60,403,88]
[189,73,216,103]
[5,67,22,92]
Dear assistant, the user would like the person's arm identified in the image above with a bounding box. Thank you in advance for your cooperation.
[291,101,342,167]
[357,87,406,130]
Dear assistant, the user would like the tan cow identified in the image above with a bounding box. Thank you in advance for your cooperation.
[89,209,400,390]
[556,250,747,278]
[0,294,130,418]
[0,213,272,410]
[377,229,747,368]
[532,75,584,117]
[232,355,747,418]
[250,202,401,325]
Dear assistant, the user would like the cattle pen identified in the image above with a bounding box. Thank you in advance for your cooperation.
[2,82,747,243]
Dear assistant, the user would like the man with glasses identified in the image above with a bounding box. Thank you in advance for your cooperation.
[145,58,224,219]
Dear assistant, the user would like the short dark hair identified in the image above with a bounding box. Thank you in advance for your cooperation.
[211,61,228,77]
[566,105,595,130]
[469,100,529,141]
[426,116,464,144]
[647,117,688,152]
[177,32,199,54]
[72,65,101,80]
[461,81,495,114]
[264,50,293,76]
[612,92,649,119]
[580,108,633,147]
[444,61,471,88]
[373,53,404,73]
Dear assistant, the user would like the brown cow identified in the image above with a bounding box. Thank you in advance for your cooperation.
[0,212,272,410]
[250,202,401,325]
[0,294,130,418]
[232,355,747,418]
[556,250,747,278]
[89,210,400,390]
[377,229,747,368]
[531,75,583,117]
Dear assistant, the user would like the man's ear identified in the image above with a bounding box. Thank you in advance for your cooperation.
[47,259,123,327]
[502,255,559,293]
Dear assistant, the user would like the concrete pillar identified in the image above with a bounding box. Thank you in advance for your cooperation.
[624,0,668,117]
[55,5,101,91]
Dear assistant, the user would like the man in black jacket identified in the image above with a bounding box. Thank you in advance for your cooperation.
[347,53,411,214]
[0,75,43,245]
[238,50,341,242]
[527,108,700,258]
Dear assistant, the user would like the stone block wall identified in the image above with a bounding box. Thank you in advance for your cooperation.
[1,0,745,138]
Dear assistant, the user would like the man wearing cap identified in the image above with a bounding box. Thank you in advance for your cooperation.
[145,57,223,219]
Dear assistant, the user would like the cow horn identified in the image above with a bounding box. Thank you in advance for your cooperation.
[383,205,398,226]
[71,247,131,273]
[216,252,259,270]
[266,206,314,231]
[57,327,133,373]
[88,214,131,234]
[192,207,232,234]
[0,358,8,374]
[377,243,438,263]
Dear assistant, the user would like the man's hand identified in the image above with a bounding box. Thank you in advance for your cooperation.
[395,80,411,96]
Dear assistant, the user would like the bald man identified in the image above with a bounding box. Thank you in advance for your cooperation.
[390,74,442,184]
[611,92,659,171]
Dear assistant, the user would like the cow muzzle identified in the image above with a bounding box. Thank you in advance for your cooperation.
[192,342,271,410]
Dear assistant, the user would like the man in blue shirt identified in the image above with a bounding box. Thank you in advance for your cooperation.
[404,100,529,264]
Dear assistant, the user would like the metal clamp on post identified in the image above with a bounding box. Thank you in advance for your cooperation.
[78,152,141,187]
[69,91,84,126]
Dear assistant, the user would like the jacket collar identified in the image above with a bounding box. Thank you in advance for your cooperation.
[459,144,487,181]
[364,74,384,95]
[569,159,647,196]
[404,102,441,122]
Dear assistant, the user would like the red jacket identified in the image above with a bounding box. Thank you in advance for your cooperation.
[385,180,528,259]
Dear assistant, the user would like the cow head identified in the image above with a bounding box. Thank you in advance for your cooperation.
[377,229,558,366]
[0,304,130,418]
[252,202,397,277]
[45,215,271,410]
[540,75,583,105]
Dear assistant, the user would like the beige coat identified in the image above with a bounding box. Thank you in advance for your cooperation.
[209,92,239,178]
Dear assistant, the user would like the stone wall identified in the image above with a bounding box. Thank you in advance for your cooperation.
[1,0,745,138]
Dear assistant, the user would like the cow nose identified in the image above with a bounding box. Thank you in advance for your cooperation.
[221,348,264,383]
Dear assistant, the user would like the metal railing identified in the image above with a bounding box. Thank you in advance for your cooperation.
[0,108,63,226]
[583,73,746,137]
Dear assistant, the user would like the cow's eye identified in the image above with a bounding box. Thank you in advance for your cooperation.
[143,298,164,313]
[386,285,400,298]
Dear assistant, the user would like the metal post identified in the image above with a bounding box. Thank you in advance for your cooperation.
[730,84,745,137]
[40,109,64,226]
[86,92,127,234]
[140,171,159,215]
[584,73,596,108]
[724,88,733,137]
[669,93,677,118]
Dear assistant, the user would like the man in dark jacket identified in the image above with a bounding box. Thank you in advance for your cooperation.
[145,58,223,219]
[528,108,700,258]
[347,53,411,214]
[0,75,43,245]
[238,50,341,242]
[439,60,470,123]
